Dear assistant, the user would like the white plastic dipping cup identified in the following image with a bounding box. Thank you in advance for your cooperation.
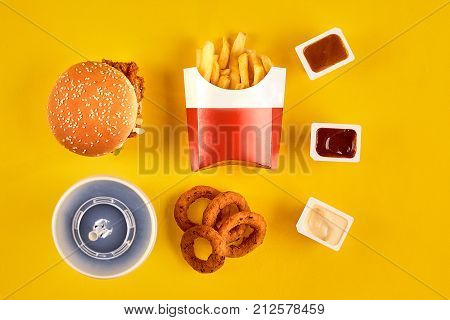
[296,197,354,251]
[295,27,355,80]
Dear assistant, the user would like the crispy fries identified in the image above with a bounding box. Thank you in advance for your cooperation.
[195,33,273,89]
[234,83,247,90]
[217,75,231,89]
[199,41,215,82]
[253,67,265,85]
[229,32,246,88]
[238,53,249,88]
[260,55,273,74]
[230,32,247,57]
[248,51,265,85]
[218,37,230,69]
[211,55,220,85]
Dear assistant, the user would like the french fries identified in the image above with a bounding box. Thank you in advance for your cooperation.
[195,33,273,90]
[218,37,230,69]
[260,55,273,74]
[238,53,249,88]
[199,41,215,82]
[210,55,220,85]
[229,32,246,88]
[248,51,265,85]
[234,83,247,90]
[217,75,231,89]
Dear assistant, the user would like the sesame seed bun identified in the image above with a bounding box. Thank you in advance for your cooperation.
[48,61,139,156]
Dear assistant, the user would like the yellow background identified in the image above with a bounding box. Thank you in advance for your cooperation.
[0,0,449,299]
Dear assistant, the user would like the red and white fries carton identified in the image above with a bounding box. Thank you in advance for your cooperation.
[184,67,286,171]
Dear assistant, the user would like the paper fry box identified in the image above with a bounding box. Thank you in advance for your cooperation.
[184,67,286,171]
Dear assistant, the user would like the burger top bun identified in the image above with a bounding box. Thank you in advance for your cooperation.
[48,61,138,156]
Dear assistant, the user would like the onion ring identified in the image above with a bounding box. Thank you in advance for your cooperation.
[203,191,250,242]
[218,211,266,258]
[174,186,221,231]
[215,205,248,243]
[180,225,226,273]
[203,191,250,227]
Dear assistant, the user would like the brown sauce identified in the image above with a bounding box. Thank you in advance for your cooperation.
[303,34,348,72]
[316,128,356,158]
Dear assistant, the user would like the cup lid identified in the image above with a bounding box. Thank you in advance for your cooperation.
[52,176,157,279]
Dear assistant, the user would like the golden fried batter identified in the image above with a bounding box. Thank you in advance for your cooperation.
[102,59,145,138]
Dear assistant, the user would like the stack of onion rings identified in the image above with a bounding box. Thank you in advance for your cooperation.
[174,186,267,273]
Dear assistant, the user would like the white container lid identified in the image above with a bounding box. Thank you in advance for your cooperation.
[52,176,157,279]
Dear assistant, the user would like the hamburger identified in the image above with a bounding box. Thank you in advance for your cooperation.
[47,60,145,156]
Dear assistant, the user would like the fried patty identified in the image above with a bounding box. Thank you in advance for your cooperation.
[102,59,144,137]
